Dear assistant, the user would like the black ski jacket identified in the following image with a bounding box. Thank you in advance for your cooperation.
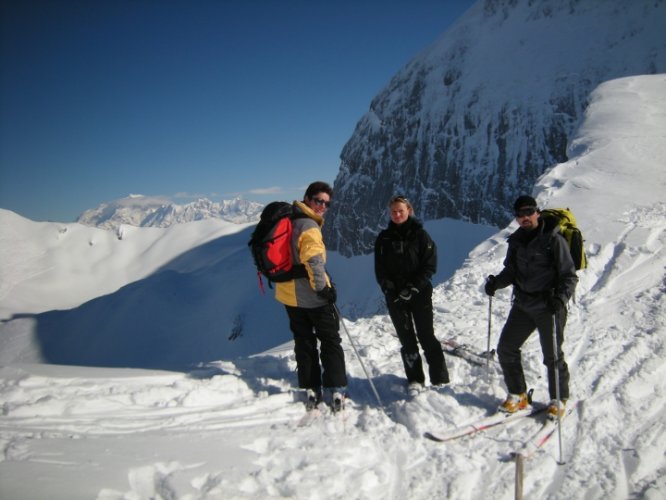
[374,217,437,295]
[495,217,578,310]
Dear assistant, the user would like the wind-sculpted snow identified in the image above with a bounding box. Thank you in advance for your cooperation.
[324,0,666,256]
[0,76,665,499]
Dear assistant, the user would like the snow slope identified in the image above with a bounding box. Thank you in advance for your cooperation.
[0,213,255,319]
[0,75,665,499]
[0,204,496,369]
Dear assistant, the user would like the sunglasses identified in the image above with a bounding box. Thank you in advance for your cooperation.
[515,207,537,218]
[390,196,410,205]
[312,197,331,208]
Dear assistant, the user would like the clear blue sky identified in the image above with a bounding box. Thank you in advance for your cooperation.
[0,0,475,222]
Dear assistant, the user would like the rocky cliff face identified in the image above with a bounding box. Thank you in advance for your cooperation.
[324,0,666,256]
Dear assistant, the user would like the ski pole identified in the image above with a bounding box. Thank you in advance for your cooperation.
[486,295,493,383]
[335,304,385,410]
[552,313,564,465]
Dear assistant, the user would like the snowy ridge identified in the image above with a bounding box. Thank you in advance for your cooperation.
[0,210,253,321]
[76,194,263,230]
[0,75,665,499]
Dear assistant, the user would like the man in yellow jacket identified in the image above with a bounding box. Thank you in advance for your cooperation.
[275,181,348,412]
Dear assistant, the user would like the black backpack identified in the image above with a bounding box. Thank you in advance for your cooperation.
[248,202,307,290]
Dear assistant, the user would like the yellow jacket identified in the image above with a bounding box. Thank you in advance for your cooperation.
[275,201,331,308]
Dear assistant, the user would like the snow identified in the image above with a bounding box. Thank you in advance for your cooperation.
[0,215,253,319]
[1,74,665,499]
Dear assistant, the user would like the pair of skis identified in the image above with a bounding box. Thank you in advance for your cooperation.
[424,402,546,442]
[438,337,577,460]
[425,400,577,460]
[510,401,577,460]
[441,338,496,367]
[297,398,347,428]
[297,407,323,427]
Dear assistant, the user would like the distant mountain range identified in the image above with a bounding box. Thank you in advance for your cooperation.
[324,0,666,256]
[76,195,263,230]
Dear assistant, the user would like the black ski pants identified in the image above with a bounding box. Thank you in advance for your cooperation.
[285,304,348,390]
[497,303,570,400]
[386,289,449,385]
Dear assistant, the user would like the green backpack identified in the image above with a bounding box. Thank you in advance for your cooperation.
[540,208,587,271]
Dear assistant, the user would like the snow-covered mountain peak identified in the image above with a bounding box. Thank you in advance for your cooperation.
[76,194,263,230]
[324,0,666,256]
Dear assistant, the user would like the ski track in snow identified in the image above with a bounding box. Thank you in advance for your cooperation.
[4,208,665,499]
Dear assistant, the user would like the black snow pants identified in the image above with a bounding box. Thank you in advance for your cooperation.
[285,304,348,390]
[497,302,570,400]
[386,287,449,385]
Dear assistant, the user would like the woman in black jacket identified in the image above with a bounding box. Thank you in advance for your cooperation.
[374,196,449,394]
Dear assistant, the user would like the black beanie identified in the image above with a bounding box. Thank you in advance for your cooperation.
[513,195,538,211]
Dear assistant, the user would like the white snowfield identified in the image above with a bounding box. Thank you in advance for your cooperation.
[0,75,665,499]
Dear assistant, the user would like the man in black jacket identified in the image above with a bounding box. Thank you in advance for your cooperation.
[375,196,449,395]
[485,195,578,417]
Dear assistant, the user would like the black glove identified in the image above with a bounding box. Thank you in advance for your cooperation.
[382,280,395,296]
[484,275,497,297]
[397,285,420,302]
[547,294,566,314]
[317,285,337,304]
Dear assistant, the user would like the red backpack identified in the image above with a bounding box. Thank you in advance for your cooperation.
[248,202,307,292]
